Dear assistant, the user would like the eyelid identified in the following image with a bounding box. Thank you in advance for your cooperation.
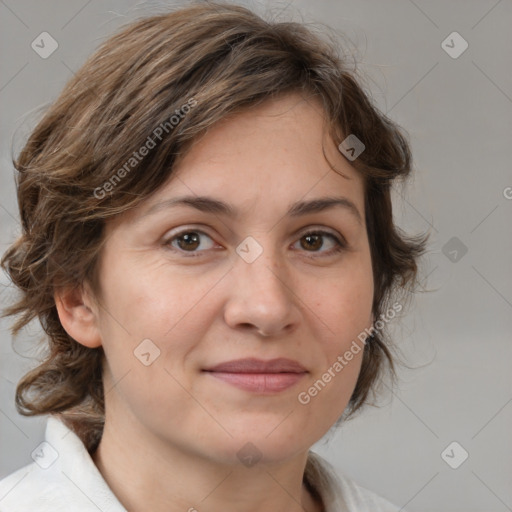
[295,225,346,242]
[163,224,348,257]
[162,226,221,254]
[291,228,347,256]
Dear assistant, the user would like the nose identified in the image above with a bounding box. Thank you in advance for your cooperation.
[223,244,301,338]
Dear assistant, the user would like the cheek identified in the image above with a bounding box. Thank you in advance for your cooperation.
[297,258,373,410]
[97,251,222,342]
[94,257,216,431]
[309,264,374,342]
[94,254,227,416]
[295,343,363,436]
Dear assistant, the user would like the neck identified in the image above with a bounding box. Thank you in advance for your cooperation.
[92,412,323,512]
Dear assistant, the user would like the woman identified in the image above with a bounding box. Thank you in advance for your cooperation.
[0,3,428,511]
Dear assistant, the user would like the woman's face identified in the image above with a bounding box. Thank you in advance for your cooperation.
[90,93,374,464]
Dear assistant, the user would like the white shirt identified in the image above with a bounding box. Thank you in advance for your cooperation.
[0,416,403,511]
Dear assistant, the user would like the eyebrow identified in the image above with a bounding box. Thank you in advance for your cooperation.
[139,195,363,225]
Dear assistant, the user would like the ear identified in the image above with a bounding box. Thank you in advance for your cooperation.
[54,283,102,348]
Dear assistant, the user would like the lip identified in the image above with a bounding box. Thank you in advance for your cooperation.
[202,358,308,394]
[203,357,307,373]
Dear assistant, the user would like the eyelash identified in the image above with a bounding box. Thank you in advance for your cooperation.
[163,228,347,259]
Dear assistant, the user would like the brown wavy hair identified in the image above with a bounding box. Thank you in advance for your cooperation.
[1,2,429,451]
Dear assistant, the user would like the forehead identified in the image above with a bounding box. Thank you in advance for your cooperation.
[126,93,365,226]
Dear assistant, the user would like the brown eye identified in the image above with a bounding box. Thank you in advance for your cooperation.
[300,234,324,251]
[294,231,346,257]
[165,230,216,254]
[176,232,201,251]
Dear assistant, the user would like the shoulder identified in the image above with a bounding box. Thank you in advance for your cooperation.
[306,451,404,512]
[0,416,125,512]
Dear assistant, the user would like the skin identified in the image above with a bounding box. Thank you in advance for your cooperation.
[55,92,375,512]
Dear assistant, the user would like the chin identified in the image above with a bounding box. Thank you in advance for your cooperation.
[207,420,316,467]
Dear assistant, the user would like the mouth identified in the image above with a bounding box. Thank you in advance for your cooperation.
[202,358,308,394]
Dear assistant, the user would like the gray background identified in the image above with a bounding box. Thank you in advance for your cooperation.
[1,1,511,511]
